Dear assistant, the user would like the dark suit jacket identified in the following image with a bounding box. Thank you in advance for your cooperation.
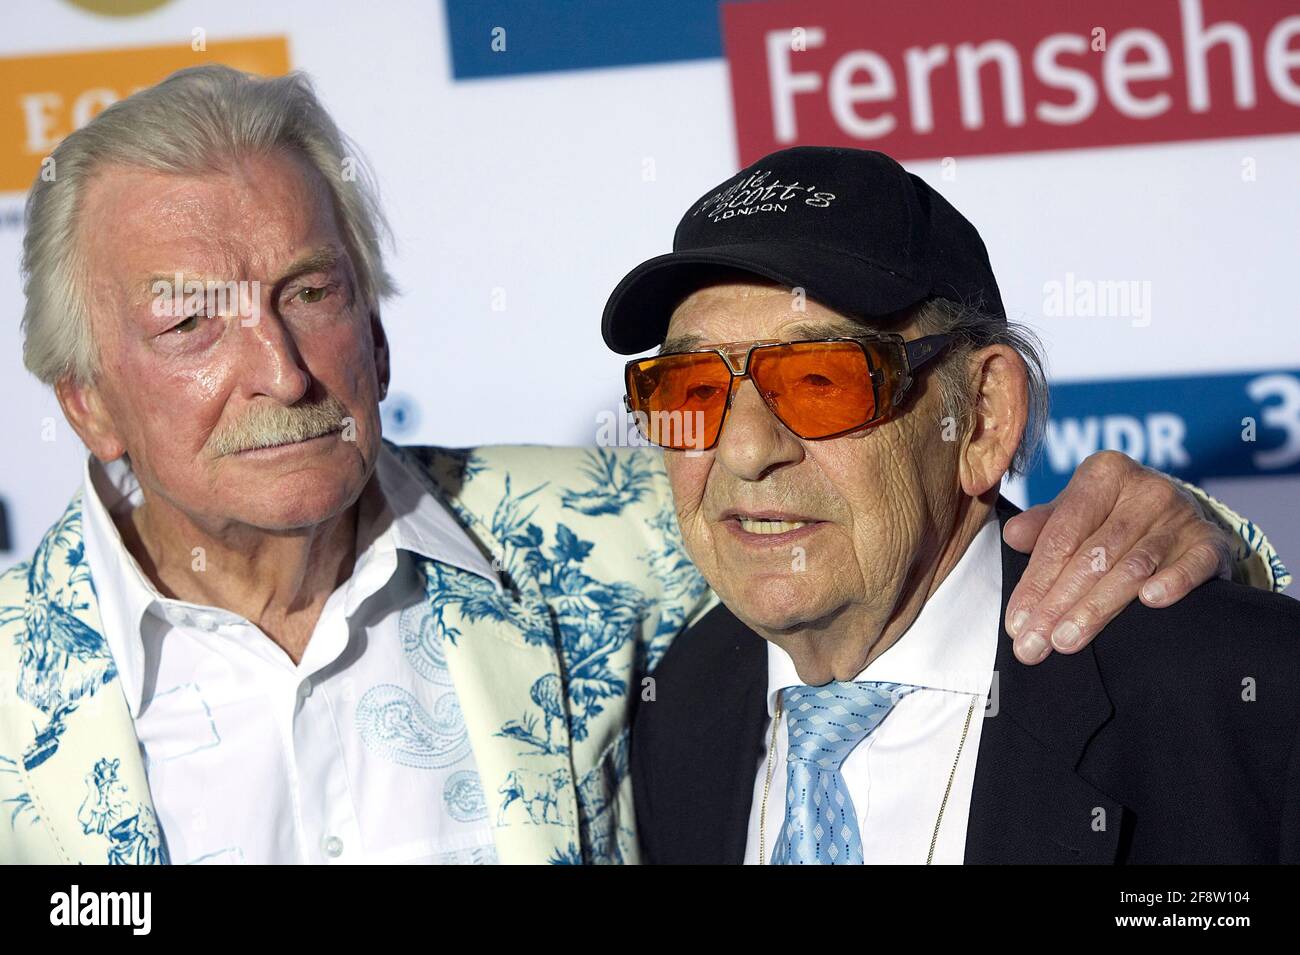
[632,497,1300,863]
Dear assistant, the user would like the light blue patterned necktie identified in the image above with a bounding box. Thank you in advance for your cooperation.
[770,681,919,865]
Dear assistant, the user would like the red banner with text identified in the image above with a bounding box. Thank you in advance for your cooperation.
[723,0,1300,163]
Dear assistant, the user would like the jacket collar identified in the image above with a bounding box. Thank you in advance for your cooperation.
[407,444,583,864]
[1,494,165,863]
[961,496,1123,863]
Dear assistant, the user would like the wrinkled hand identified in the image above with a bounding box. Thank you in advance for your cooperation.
[1003,450,1234,664]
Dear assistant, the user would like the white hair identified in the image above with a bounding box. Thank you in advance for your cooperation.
[20,64,396,387]
[912,297,1050,477]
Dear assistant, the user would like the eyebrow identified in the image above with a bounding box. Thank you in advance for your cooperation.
[277,246,345,285]
[658,320,866,355]
[658,334,706,355]
[783,320,865,340]
[136,246,347,302]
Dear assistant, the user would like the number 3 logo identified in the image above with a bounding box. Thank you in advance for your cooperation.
[1247,374,1300,470]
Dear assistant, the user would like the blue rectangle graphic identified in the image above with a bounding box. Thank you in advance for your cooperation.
[443,0,729,79]
[1025,369,1300,504]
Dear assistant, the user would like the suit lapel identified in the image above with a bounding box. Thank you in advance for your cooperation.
[652,603,767,864]
[712,612,769,864]
[963,497,1124,863]
[1,496,163,864]
[426,558,582,864]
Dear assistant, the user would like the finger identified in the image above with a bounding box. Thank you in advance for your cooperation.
[1138,537,1233,607]
[1038,537,1172,654]
[1002,503,1054,553]
[1005,485,1117,638]
[1013,508,1158,647]
[1012,632,1051,665]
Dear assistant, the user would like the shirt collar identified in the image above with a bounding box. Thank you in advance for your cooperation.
[766,511,1003,716]
[81,441,502,717]
[370,444,501,590]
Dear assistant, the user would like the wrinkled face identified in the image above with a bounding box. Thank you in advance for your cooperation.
[662,281,961,645]
[73,149,386,532]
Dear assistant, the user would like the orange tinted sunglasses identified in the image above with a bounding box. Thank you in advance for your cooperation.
[623,333,951,451]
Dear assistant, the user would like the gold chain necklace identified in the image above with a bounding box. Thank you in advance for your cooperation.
[759,692,979,865]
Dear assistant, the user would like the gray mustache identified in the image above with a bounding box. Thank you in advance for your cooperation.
[210,395,350,456]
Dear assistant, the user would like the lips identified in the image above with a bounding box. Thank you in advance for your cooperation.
[736,518,810,535]
[719,508,825,540]
[235,428,340,454]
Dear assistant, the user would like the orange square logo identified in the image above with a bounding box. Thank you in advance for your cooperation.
[0,36,291,193]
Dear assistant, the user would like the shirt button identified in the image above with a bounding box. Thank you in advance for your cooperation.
[195,613,218,632]
[322,835,344,858]
[297,681,312,701]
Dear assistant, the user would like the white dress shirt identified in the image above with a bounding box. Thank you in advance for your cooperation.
[80,443,504,865]
[744,514,1003,865]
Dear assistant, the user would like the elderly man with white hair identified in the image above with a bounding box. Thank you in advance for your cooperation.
[0,68,1286,865]
[619,147,1300,864]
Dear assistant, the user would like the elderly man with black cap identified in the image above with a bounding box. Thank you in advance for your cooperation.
[612,147,1300,864]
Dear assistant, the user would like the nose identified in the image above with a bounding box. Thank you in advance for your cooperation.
[235,305,311,405]
[714,378,804,481]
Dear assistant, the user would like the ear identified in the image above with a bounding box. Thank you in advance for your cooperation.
[369,309,390,400]
[957,345,1028,497]
[55,373,126,462]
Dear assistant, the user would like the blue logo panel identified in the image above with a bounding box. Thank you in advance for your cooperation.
[1026,369,1300,503]
[444,0,728,79]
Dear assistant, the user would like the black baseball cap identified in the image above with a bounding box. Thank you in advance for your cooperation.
[601,146,1006,354]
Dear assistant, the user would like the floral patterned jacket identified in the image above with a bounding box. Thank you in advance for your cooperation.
[0,443,711,865]
[0,442,1287,864]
